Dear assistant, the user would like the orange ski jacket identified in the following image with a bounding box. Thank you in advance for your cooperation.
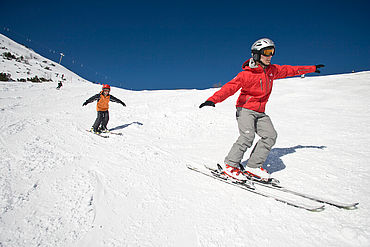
[96,93,110,111]
[84,92,125,111]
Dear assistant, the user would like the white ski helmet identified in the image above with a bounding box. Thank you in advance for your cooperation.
[251,38,275,61]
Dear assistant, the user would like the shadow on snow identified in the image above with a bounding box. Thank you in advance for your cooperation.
[109,121,143,131]
[242,145,326,174]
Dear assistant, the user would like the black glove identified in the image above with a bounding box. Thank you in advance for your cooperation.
[199,100,215,108]
[82,102,88,106]
[315,64,325,73]
[121,102,126,107]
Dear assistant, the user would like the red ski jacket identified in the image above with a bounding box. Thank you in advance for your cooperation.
[207,59,316,113]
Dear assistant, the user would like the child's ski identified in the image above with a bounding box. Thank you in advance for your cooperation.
[85,130,109,138]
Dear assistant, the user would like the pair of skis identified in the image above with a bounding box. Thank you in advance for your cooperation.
[86,129,123,138]
[187,164,358,211]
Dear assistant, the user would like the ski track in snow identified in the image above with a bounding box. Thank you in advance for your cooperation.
[1,34,370,247]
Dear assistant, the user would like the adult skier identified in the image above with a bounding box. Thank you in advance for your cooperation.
[199,38,324,181]
[83,84,126,133]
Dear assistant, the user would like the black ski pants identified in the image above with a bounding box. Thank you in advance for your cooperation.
[92,111,109,131]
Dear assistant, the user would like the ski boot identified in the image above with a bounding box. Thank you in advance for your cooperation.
[240,165,280,186]
[222,164,255,189]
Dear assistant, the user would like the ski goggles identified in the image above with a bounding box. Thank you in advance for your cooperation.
[261,48,275,56]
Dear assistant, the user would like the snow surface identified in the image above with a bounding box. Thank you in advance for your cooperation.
[0,33,88,83]
[1,34,370,247]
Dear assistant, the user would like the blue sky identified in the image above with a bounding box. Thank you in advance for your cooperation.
[1,0,369,90]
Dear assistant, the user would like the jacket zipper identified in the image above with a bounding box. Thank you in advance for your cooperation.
[259,68,270,111]
[260,79,263,91]
[263,68,269,92]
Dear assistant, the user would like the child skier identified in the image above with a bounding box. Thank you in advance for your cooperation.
[82,84,126,133]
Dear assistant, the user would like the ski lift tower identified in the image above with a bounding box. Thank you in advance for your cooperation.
[59,53,64,64]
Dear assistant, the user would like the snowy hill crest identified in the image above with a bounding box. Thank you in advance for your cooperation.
[0,33,88,84]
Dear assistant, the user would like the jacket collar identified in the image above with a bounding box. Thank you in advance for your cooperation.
[242,58,269,72]
[100,91,110,97]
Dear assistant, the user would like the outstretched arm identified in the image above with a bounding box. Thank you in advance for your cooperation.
[273,64,318,79]
[110,95,126,106]
[200,72,243,108]
[82,94,100,106]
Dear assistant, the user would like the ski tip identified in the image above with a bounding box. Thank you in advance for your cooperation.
[341,202,359,210]
[309,205,325,212]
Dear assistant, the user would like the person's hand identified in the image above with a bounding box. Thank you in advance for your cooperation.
[315,64,325,73]
[199,100,215,108]
[82,102,88,106]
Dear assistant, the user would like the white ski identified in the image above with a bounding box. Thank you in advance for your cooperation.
[187,164,325,212]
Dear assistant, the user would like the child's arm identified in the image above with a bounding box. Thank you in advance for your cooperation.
[82,94,100,106]
[110,95,126,106]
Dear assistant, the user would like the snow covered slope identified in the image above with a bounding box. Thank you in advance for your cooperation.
[0,33,88,84]
[1,34,370,246]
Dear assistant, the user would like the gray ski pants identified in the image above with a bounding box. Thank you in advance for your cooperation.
[224,107,277,168]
